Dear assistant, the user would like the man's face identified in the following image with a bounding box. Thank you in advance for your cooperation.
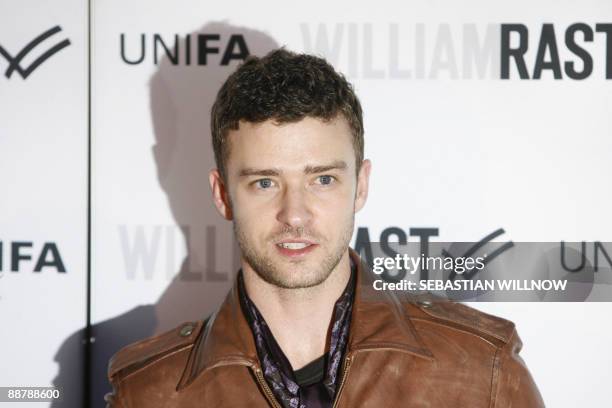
[209,116,370,289]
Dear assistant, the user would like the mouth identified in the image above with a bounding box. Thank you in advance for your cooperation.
[275,240,318,257]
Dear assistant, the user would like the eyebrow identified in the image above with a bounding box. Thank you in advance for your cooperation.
[238,160,348,177]
[304,160,348,175]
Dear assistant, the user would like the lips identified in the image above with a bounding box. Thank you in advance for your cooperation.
[275,240,318,257]
[278,242,311,249]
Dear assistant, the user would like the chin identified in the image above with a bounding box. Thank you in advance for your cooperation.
[267,264,331,289]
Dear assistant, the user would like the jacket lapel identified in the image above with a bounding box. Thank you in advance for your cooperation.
[176,282,258,390]
[346,249,433,358]
[177,248,433,391]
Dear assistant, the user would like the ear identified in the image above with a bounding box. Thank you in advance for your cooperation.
[208,169,233,220]
[354,159,371,213]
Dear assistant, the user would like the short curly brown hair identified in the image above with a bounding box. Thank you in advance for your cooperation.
[211,48,364,181]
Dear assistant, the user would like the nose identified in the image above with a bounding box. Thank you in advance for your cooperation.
[276,184,313,230]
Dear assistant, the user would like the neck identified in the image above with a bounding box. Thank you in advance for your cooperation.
[242,250,352,370]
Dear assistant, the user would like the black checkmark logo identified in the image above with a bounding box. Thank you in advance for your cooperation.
[444,228,514,281]
[0,25,71,79]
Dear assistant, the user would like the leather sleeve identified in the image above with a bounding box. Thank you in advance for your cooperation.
[491,328,545,407]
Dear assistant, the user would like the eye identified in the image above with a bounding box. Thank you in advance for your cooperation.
[316,175,335,185]
[255,178,275,189]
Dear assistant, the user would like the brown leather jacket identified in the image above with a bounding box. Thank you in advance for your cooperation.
[106,250,544,407]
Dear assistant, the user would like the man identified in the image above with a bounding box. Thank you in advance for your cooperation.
[106,49,544,407]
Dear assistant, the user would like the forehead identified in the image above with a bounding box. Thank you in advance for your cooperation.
[225,116,355,173]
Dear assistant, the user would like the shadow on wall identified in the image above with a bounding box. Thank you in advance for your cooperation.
[51,22,279,408]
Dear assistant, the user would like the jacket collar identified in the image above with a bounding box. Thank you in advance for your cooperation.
[177,248,433,391]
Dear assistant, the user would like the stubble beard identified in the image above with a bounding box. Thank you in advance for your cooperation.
[234,215,354,289]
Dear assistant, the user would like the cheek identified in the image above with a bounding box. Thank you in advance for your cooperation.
[233,204,273,238]
[314,192,356,224]
[231,187,271,217]
[333,183,357,207]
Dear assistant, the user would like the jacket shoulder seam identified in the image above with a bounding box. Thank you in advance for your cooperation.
[114,344,195,383]
[108,320,204,381]
[410,317,502,348]
[405,298,516,344]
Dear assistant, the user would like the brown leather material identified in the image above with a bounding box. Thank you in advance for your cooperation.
[106,249,545,407]
[108,321,204,380]
[176,283,260,391]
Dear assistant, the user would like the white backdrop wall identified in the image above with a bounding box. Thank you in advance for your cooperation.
[2,0,612,407]
[0,0,88,407]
